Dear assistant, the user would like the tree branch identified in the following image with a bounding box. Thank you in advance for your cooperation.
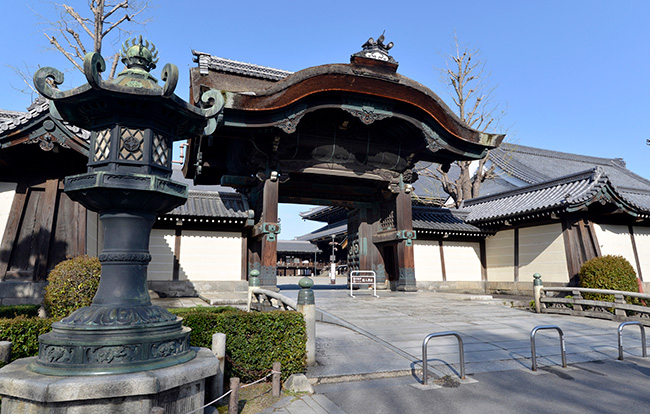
[44,33,84,72]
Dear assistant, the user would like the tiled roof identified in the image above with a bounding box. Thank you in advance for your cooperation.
[489,143,650,191]
[296,220,347,242]
[277,240,321,254]
[412,207,492,236]
[165,191,249,219]
[0,98,49,134]
[299,206,347,223]
[0,98,90,143]
[462,167,650,224]
[192,50,293,81]
[0,109,27,123]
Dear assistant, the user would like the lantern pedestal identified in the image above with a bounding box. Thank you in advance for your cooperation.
[28,171,193,376]
[0,348,219,414]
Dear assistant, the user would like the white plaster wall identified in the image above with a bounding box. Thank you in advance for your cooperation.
[0,182,17,243]
[486,229,514,281]
[149,229,175,281]
[413,240,443,281]
[632,226,650,279]
[443,241,482,281]
[519,223,568,283]
[178,230,242,282]
[594,224,638,275]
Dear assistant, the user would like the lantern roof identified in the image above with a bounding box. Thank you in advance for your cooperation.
[33,37,224,140]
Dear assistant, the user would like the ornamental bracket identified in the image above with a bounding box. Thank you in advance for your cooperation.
[396,229,417,247]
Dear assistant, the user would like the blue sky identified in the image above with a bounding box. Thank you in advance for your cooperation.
[1,1,649,239]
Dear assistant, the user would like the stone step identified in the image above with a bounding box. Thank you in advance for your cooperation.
[199,292,249,307]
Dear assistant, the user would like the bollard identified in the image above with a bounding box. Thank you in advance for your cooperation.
[228,377,240,414]
[248,269,261,312]
[533,273,543,313]
[0,341,12,365]
[296,277,316,366]
[272,362,282,397]
[210,333,226,400]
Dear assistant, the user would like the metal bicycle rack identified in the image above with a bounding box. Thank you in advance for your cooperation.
[421,331,465,385]
[530,325,567,371]
[618,321,647,361]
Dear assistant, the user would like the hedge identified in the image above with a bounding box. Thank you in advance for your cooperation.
[0,308,307,383]
[0,305,40,319]
[579,255,639,304]
[171,308,307,382]
[0,316,53,368]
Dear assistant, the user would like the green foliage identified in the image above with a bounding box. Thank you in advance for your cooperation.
[171,308,307,382]
[0,316,53,367]
[579,255,639,303]
[0,305,40,318]
[43,255,101,318]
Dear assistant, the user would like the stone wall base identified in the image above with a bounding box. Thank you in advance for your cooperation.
[416,281,569,296]
[0,348,218,414]
[0,281,47,305]
[148,280,248,298]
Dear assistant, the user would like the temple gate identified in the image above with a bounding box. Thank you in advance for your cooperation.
[185,36,504,290]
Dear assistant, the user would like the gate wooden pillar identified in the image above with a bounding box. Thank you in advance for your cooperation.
[395,185,416,292]
[347,205,387,289]
[249,173,280,289]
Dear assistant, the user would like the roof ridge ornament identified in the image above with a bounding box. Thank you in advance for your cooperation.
[352,32,398,65]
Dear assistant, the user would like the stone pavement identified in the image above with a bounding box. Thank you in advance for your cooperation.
[260,278,648,413]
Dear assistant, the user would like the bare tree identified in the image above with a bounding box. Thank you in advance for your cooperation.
[420,34,507,208]
[41,0,150,80]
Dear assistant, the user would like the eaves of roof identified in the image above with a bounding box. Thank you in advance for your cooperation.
[295,220,347,242]
[192,50,293,81]
[462,167,650,225]
[164,191,250,219]
[277,240,321,254]
[412,207,494,236]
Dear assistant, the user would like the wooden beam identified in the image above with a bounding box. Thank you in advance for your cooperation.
[173,221,182,281]
[479,239,487,282]
[629,225,643,281]
[0,185,27,280]
[514,228,519,282]
[33,179,59,280]
[439,240,447,282]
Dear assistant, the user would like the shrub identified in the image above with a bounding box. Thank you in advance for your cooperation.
[43,255,101,319]
[0,316,53,367]
[578,255,638,303]
[0,305,40,319]
[171,308,306,382]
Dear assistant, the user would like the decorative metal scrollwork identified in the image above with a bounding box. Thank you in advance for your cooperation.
[396,229,417,247]
[262,222,281,242]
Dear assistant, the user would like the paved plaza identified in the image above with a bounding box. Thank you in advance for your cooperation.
[257,277,650,413]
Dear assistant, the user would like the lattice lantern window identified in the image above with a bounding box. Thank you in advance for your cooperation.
[88,124,172,175]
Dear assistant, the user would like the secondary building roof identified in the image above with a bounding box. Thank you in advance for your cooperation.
[462,167,650,226]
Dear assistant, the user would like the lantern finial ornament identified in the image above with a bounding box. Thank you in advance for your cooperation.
[121,35,159,72]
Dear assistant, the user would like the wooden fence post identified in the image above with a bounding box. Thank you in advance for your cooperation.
[272,362,281,397]
[228,377,240,414]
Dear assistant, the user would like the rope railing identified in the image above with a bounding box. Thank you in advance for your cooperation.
[151,362,282,414]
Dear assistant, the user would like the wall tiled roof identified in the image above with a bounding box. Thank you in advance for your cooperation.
[412,207,492,235]
[462,167,650,224]
[166,191,249,219]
